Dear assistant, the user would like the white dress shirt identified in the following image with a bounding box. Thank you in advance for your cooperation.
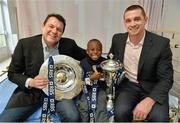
[25,38,59,88]
[123,33,145,83]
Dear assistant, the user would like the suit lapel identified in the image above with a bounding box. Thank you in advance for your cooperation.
[118,33,128,62]
[138,31,153,74]
[33,35,44,63]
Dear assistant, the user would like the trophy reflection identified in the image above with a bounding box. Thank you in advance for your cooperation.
[100,53,125,122]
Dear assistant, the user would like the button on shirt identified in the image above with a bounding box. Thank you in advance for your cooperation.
[25,38,59,88]
[42,38,59,61]
[123,33,145,83]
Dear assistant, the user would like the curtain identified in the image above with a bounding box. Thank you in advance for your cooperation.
[138,0,164,32]
[14,0,164,52]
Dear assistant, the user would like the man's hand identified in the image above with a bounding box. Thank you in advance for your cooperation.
[133,97,155,121]
[29,76,48,89]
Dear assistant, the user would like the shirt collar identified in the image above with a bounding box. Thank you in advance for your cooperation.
[127,31,146,46]
[41,37,59,50]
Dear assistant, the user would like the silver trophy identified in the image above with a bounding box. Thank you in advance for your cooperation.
[39,55,83,100]
[100,53,124,122]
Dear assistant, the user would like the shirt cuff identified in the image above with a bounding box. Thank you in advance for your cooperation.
[25,78,33,88]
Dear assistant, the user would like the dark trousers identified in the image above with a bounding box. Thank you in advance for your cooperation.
[78,89,109,122]
[0,92,80,122]
[114,80,169,122]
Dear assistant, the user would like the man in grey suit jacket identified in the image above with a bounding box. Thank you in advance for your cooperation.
[109,5,173,122]
[0,13,86,122]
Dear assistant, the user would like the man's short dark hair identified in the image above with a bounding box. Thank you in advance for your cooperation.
[124,5,146,19]
[43,13,66,33]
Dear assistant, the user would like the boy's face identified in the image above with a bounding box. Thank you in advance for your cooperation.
[86,42,102,61]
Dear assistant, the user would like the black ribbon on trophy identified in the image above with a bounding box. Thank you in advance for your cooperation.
[41,56,56,122]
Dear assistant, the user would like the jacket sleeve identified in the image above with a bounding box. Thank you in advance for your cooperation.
[149,39,174,104]
[8,39,29,90]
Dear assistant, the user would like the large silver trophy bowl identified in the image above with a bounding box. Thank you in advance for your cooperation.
[101,54,123,87]
[100,53,123,90]
[100,53,123,122]
[39,55,83,100]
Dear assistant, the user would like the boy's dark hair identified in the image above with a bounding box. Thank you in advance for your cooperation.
[124,5,146,19]
[43,13,66,33]
[87,39,102,48]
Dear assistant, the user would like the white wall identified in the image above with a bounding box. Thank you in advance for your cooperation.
[161,0,180,33]
[7,0,140,53]
[7,0,180,53]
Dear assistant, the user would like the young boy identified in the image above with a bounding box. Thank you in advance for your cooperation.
[78,39,109,122]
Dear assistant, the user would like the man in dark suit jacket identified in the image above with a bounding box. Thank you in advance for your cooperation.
[109,5,173,122]
[0,13,86,122]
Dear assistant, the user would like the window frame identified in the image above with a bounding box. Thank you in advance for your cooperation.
[0,0,11,62]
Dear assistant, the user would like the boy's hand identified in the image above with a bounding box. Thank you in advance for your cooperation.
[89,65,102,80]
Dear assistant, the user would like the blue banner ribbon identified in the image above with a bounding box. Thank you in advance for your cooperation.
[41,56,56,122]
[82,67,98,122]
